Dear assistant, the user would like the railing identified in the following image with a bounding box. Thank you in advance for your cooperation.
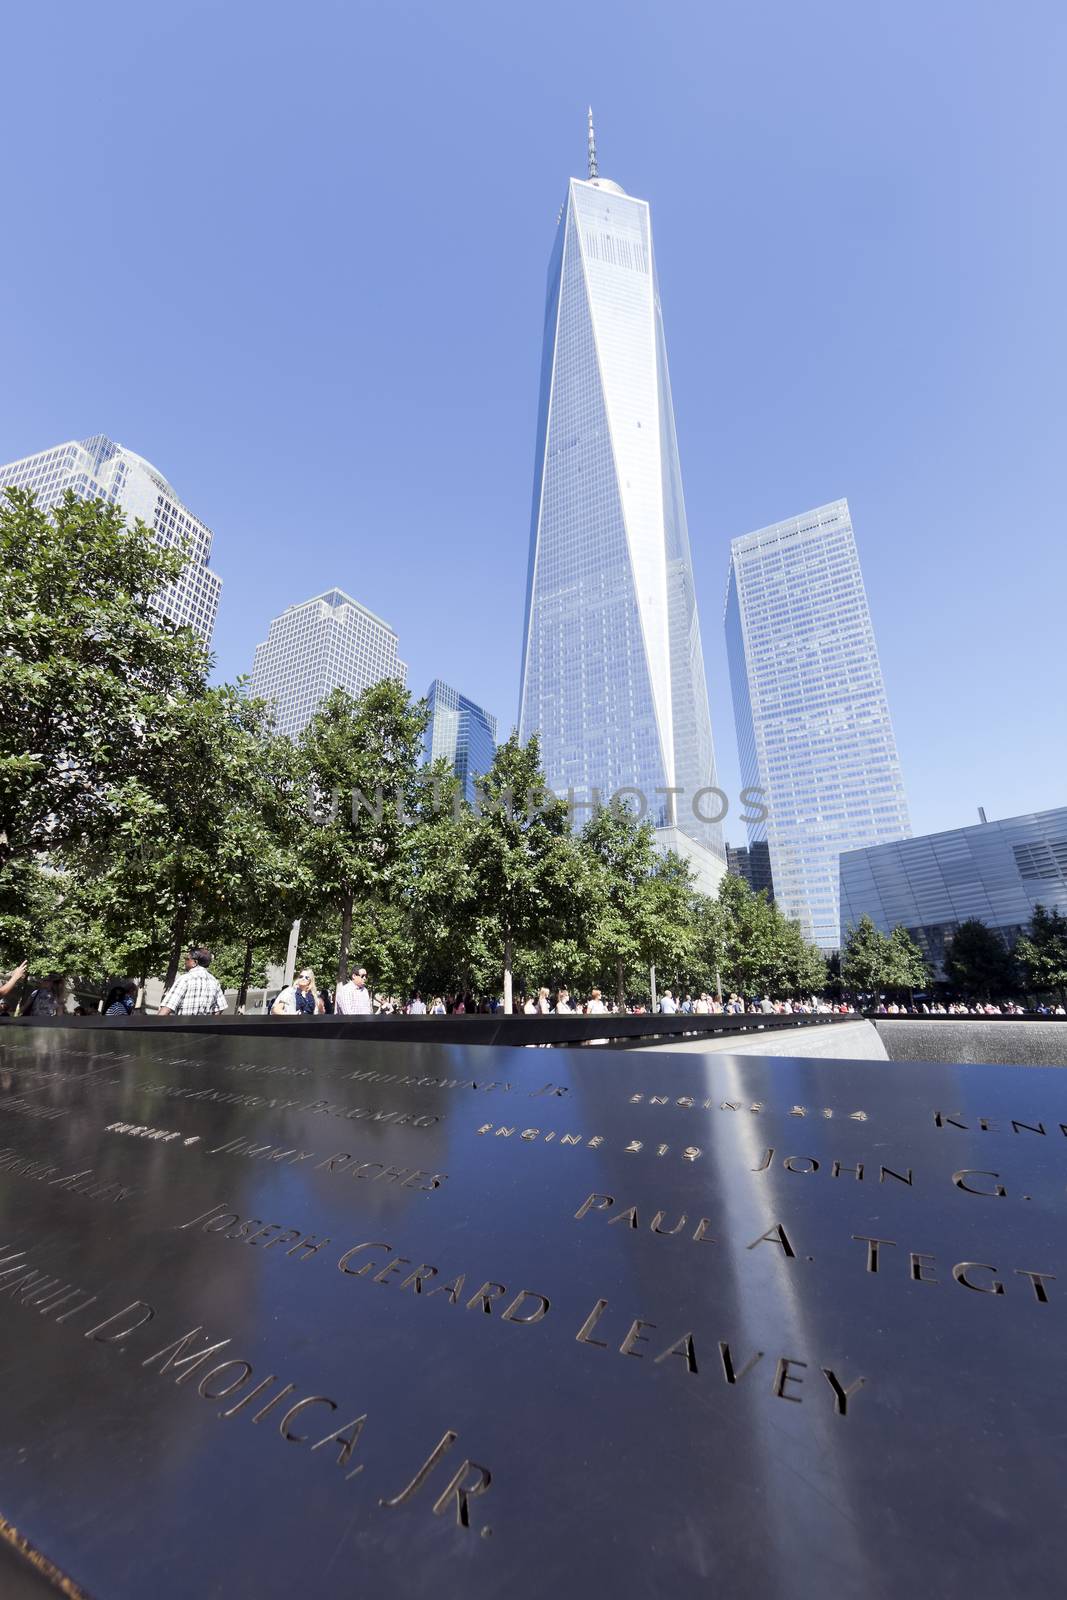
[11,1010,860,1050]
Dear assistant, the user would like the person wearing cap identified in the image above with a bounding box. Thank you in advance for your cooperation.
[334,965,373,1016]
[158,948,227,1017]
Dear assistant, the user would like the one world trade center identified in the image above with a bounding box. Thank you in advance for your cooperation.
[518,113,726,891]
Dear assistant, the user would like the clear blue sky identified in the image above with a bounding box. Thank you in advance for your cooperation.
[3,0,1064,838]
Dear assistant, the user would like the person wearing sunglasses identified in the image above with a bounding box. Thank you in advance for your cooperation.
[270,968,324,1016]
[334,965,373,1016]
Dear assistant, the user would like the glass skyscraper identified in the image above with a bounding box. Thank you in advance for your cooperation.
[518,116,725,892]
[250,589,406,739]
[0,434,222,646]
[424,680,498,804]
[725,499,911,949]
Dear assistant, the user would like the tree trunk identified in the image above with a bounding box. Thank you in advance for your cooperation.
[237,938,254,1013]
[503,932,514,1015]
[164,905,189,991]
[649,964,658,1012]
[338,887,354,987]
[616,956,625,1013]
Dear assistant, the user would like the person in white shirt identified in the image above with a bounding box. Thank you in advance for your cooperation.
[158,949,227,1017]
[334,966,373,1015]
[407,991,427,1015]
[659,990,678,1015]
[585,988,607,1015]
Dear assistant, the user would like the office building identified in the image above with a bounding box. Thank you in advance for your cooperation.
[726,839,775,901]
[840,806,1067,976]
[725,499,910,948]
[424,680,497,804]
[250,589,406,739]
[0,434,222,645]
[518,114,725,894]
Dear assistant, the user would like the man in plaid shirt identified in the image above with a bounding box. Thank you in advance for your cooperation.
[157,947,228,1016]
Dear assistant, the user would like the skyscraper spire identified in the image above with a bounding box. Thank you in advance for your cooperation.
[587,106,598,180]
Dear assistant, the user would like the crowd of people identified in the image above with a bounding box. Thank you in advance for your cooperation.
[1,945,1064,1020]
[868,998,1066,1017]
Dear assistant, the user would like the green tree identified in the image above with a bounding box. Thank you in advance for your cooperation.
[464,734,583,1012]
[689,891,728,1002]
[637,849,697,1001]
[68,682,289,991]
[769,913,830,997]
[824,949,844,1003]
[716,874,785,996]
[204,721,308,1009]
[943,918,1019,1001]
[0,488,206,893]
[580,799,660,1008]
[887,925,929,998]
[711,874,827,999]
[401,763,475,999]
[1015,905,1067,1004]
[301,681,428,986]
[841,914,896,997]
[0,859,64,979]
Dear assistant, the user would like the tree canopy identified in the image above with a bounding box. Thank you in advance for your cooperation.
[942,919,1019,1000]
[0,488,206,886]
[0,489,840,1011]
[1015,906,1067,1003]
[841,915,928,997]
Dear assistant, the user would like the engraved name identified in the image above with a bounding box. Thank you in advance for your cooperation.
[933,1112,1067,1137]
[574,1298,865,1415]
[347,1069,569,1099]
[0,1241,493,1532]
[337,1241,550,1327]
[179,1204,331,1258]
[851,1233,1056,1300]
[0,1147,132,1202]
[748,1150,914,1185]
[0,1094,67,1123]
[202,1137,448,1193]
[750,1152,1030,1199]
[136,1084,441,1127]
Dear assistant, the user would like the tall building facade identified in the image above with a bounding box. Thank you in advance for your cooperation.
[726,839,775,902]
[725,499,910,949]
[518,116,725,893]
[250,589,406,739]
[0,435,222,645]
[424,680,497,804]
[840,806,1067,978]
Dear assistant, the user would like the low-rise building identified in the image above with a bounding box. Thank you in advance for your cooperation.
[839,807,1067,975]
